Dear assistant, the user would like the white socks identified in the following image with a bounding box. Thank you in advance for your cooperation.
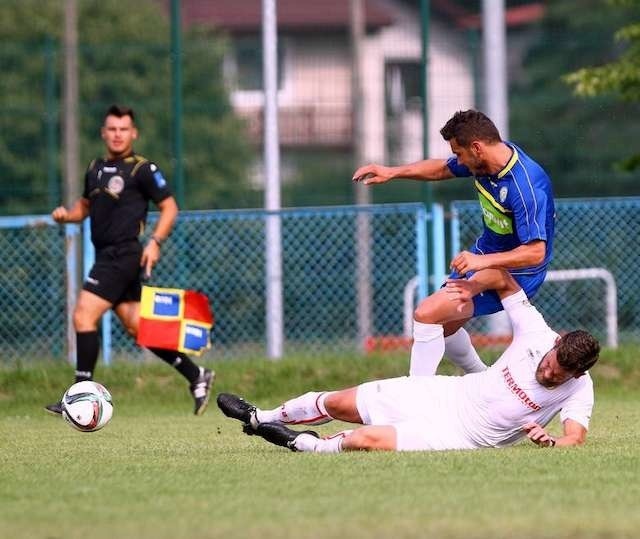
[444,327,487,373]
[256,391,333,425]
[293,430,353,453]
[409,321,445,376]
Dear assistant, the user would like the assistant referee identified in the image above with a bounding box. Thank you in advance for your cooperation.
[45,105,214,416]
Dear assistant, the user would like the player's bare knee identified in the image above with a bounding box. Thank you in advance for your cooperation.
[73,309,97,332]
[413,307,435,324]
[343,428,394,451]
[324,389,360,422]
[342,429,374,450]
[413,302,435,323]
[413,291,453,324]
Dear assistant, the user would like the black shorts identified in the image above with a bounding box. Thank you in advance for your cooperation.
[83,242,143,305]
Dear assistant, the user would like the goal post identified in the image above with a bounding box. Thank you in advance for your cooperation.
[403,267,618,348]
[545,268,618,348]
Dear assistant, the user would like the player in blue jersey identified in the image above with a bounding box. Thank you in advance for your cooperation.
[352,109,555,376]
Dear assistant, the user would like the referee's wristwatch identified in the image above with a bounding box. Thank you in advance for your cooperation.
[150,235,164,248]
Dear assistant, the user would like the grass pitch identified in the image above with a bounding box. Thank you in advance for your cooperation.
[1,351,639,539]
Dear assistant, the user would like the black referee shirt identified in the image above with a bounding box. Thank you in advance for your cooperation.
[82,153,172,250]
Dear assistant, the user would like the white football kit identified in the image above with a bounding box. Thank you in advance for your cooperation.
[356,293,594,451]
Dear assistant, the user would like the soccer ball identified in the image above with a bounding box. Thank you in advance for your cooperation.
[61,381,114,432]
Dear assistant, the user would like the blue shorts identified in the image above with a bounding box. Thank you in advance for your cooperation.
[446,269,547,317]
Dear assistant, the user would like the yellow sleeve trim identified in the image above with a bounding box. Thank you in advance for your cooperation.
[497,146,519,179]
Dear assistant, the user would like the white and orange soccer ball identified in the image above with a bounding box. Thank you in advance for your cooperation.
[61,381,114,432]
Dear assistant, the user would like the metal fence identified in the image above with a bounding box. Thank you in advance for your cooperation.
[0,215,68,360]
[0,203,432,363]
[1,198,637,365]
[452,197,640,346]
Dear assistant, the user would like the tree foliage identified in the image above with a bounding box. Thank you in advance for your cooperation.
[0,0,255,215]
[509,0,640,195]
[564,0,640,170]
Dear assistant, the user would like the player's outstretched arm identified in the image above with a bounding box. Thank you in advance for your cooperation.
[522,419,588,448]
[352,159,453,185]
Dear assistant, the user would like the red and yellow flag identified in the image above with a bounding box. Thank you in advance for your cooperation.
[136,286,214,356]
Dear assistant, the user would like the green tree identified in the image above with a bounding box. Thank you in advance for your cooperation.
[0,0,255,215]
[565,0,640,171]
[0,1,61,214]
[509,0,640,197]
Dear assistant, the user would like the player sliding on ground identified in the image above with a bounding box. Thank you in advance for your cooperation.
[218,270,600,452]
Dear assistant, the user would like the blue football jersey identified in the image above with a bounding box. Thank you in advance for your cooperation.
[447,142,555,274]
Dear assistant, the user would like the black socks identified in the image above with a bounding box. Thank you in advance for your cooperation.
[75,331,99,382]
[74,331,200,385]
[148,347,201,383]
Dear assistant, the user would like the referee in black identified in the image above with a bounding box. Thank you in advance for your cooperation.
[46,104,214,416]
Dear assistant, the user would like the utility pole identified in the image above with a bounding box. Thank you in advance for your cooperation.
[420,0,432,296]
[263,0,284,359]
[170,0,185,207]
[482,0,508,137]
[63,0,80,364]
[351,0,372,351]
[483,0,511,336]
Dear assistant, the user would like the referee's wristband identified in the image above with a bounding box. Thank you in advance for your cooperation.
[150,235,164,248]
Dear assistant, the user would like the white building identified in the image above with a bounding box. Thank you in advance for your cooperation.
[179,0,543,166]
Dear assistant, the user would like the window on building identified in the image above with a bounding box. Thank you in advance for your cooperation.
[232,37,284,91]
[385,61,422,114]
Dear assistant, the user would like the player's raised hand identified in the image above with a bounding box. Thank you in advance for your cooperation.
[352,164,394,185]
[51,206,69,223]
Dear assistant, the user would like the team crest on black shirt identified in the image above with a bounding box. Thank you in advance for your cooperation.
[107,175,125,195]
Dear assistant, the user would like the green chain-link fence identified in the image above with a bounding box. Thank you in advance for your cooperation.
[0,203,431,363]
[1,198,636,364]
[0,215,68,360]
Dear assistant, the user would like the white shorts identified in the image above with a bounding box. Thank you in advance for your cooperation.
[355,376,477,451]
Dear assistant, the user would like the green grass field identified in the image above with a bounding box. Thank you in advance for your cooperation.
[1,350,639,539]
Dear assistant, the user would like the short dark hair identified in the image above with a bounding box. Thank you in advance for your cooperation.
[103,104,135,124]
[440,110,501,146]
[556,330,600,374]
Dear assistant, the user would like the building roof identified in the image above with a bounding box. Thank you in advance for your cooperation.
[164,0,545,33]
[177,0,395,33]
[457,3,545,29]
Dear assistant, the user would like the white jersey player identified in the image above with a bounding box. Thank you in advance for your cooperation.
[218,271,600,453]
